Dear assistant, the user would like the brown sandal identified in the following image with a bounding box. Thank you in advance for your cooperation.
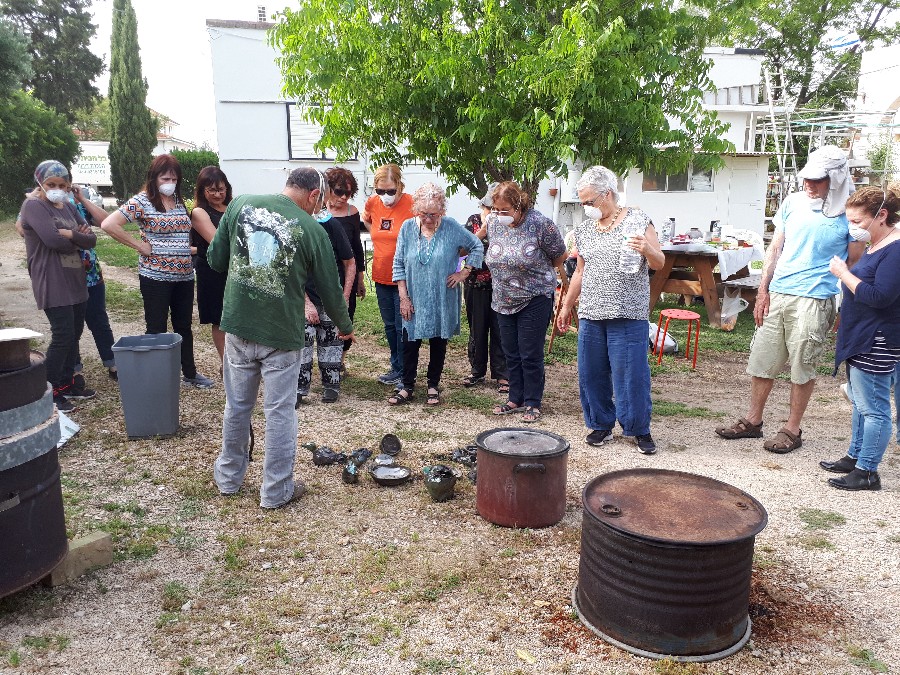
[764,428,802,454]
[715,417,763,439]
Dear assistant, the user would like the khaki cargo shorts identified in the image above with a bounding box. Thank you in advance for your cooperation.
[746,292,836,385]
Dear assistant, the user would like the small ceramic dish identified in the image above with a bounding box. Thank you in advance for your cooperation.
[369,465,411,486]
[380,433,402,456]
[373,454,396,467]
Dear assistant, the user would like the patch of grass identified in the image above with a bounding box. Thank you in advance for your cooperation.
[100,500,146,517]
[499,548,517,558]
[797,534,835,551]
[420,572,463,602]
[416,657,463,674]
[652,399,724,418]
[94,225,140,268]
[446,388,495,412]
[219,535,249,571]
[176,475,216,501]
[105,279,143,320]
[887,534,900,543]
[847,645,889,673]
[96,515,172,561]
[5,650,20,666]
[394,424,448,443]
[342,373,387,401]
[161,581,190,611]
[21,634,69,652]
[155,611,180,629]
[798,508,846,531]
[170,527,202,552]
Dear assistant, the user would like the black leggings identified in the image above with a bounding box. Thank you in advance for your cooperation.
[139,276,197,378]
[44,302,86,391]
[401,330,448,391]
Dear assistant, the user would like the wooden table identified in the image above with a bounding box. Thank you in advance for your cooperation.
[649,247,759,328]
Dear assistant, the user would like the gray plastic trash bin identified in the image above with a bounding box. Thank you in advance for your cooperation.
[112,333,182,438]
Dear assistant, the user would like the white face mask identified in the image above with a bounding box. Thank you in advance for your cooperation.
[44,188,68,204]
[495,215,514,227]
[807,196,824,210]
[159,182,177,196]
[849,226,871,243]
[380,193,397,207]
[584,205,602,221]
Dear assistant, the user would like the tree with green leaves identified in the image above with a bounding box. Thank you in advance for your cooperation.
[711,0,900,108]
[72,96,111,140]
[0,17,31,95]
[0,89,78,211]
[171,148,219,199]
[0,0,103,119]
[270,0,734,196]
[107,0,155,199]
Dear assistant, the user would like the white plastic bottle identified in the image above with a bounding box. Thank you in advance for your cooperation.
[620,227,643,273]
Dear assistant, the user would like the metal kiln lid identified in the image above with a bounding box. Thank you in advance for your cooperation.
[475,427,569,459]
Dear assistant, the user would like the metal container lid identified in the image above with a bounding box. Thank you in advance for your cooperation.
[475,427,569,459]
[583,469,767,546]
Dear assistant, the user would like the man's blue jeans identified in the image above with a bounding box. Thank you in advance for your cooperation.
[847,365,894,472]
[577,318,652,436]
[497,294,552,408]
[375,282,403,374]
[215,334,302,508]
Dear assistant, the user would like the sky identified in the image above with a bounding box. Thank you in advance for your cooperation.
[88,0,272,149]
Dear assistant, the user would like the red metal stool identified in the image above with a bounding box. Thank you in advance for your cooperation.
[655,309,700,369]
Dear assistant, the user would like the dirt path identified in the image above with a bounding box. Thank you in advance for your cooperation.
[1,220,898,675]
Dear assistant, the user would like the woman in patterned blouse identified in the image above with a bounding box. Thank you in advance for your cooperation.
[101,154,213,388]
[483,181,567,423]
[556,166,664,455]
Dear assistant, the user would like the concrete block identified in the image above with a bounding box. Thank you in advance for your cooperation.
[43,531,113,587]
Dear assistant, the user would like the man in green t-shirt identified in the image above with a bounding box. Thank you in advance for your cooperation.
[208,167,354,509]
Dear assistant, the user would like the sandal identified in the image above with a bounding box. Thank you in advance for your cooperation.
[461,375,484,387]
[426,388,441,406]
[764,428,802,454]
[388,389,413,406]
[497,380,510,395]
[715,417,763,440]
[493,401,525,415]
[522,406,542,423]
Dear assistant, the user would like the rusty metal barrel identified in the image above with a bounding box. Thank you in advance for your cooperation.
[574,469,767,662]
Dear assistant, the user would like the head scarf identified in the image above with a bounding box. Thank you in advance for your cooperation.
[34,160,70,187]
[797,145,854,217]
[480,182,499,208]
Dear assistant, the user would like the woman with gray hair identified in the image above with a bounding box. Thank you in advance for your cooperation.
[556,165,665,454]
[388,183,483,405]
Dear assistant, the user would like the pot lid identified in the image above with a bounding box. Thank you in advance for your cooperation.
[475,427,569,458]
[583,469,767,546]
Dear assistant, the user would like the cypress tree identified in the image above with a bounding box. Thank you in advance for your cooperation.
[107,0,155,199]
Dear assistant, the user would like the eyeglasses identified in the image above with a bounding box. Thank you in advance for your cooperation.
[490,207,517,216]
[375,188,397,196]
[332,188,350,198]
[580,197,600,207]
[419,212,441,220]
[205,187,226,194]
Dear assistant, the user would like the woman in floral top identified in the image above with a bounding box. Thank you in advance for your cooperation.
[461,184,508,393]
[484,181,567,422]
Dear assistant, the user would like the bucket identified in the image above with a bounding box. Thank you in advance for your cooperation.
[574,469,767,661]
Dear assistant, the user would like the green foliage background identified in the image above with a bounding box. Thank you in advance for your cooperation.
[171,149,219,201]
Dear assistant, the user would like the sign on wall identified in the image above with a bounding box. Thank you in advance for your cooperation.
[71,143,112,187]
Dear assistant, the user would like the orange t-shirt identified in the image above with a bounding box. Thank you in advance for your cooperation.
[365,192,415,285]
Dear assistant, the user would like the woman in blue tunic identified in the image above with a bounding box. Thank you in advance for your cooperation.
[389,183,483,405]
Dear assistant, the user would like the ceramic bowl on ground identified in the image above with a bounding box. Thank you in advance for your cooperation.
[369,465,411,486]
[373,454,396,467]
[380,433,402,456]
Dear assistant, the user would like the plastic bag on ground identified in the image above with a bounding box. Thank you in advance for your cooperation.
[720,286,750,332]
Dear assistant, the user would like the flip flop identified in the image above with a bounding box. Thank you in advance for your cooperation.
[493,401,525,415]
[522,406,542,423]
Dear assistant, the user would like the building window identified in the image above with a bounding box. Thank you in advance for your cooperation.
[257,6,267,22]
[642,165,714,192]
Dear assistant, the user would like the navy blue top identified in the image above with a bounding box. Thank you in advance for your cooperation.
[835,239,900,369]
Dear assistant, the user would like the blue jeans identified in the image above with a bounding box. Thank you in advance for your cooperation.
[497,294,552,408]
[375,282,403,374]
[214,334,302,508]
[895,363,899,443]
[846,365,894,472]
[44,302,86,391]
[84,283,116,367]
[578,318,652,436]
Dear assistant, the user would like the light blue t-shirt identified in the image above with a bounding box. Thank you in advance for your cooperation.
[770,192,851,299]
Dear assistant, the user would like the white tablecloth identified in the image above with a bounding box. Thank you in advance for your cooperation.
[716,247,763,280]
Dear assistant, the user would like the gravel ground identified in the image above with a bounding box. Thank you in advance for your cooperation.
[1,224,898,675]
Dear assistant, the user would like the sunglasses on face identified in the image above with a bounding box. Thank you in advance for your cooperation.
[332,188,350,198]
[375,188,397,196]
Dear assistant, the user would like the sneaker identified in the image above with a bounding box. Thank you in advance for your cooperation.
[840,382,853,405]
[262,479,307,509]
[182,373,214,389]
[586,429,613,446]
[635,434,657,455]
[67,383,96,400]
[108,368,118,381]
[322,388,339,403]
[52,393,75,412]
[377,369,403,385]
[73,373,86,389]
